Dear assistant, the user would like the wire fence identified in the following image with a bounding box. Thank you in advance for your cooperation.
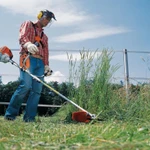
[0,48,150,107]
[1,48,150,84]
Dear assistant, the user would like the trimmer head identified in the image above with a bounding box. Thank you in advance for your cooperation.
[72,111,96,123]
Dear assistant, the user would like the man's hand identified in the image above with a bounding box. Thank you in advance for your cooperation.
[44,65,53,76]
[23,42,39,54]
[0,53,10,63]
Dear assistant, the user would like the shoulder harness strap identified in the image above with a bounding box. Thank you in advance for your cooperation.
[31,22,44,48]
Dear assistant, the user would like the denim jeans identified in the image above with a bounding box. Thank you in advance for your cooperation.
[4,56,44,122]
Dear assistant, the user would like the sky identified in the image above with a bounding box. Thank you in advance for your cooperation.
[0,0,150,85]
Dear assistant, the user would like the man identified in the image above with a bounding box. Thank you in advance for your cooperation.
[4,9,56,122]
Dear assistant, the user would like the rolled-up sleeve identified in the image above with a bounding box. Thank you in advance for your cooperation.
[42,35,49,65]
[19,21,34,47]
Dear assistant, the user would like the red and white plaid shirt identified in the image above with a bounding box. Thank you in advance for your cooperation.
[19,20,49,65]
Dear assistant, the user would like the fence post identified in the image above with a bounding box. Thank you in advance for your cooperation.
[0,76,2,84]
[123,49,130,102]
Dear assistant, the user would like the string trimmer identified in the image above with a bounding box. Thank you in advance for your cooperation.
[0,46,96,123]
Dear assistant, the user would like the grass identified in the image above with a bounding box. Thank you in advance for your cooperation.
[0,116,150,150]
[67,49,121,118]
[1,49,150,149]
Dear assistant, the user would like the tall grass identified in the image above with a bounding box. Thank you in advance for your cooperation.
[123,85,150,122]
[52,48,150,123]
[64,49,120,121]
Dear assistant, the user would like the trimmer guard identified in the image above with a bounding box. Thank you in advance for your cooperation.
[72,111,95,123]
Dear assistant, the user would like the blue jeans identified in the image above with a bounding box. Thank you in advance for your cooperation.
[4,56,44,122]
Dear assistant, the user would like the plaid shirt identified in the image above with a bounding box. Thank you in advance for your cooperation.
[19,20,49,65]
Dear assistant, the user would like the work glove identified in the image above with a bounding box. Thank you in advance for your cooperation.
[23,42,39,54]
[0,53,10,63]
[44,65,53,76]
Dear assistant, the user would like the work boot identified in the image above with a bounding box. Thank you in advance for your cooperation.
[4,116,15,121]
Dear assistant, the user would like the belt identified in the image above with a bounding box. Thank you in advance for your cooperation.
[31,54,43,60]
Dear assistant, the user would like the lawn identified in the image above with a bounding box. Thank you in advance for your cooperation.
[0,116,150,150]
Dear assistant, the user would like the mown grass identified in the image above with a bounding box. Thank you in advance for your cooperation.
[0,116,150,150]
